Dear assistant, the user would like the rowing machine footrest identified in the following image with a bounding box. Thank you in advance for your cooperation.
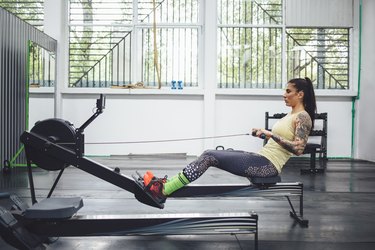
[133,174,165,209]
[249,175,281,186]
[25,197,83,220]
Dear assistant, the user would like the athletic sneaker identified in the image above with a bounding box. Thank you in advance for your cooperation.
[143,171,167,203]
[143,171,155,186]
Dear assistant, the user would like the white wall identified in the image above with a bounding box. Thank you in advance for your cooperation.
[29,0,368,159]
[286,0,353,27]
[62,94,204,156]
[28,92,353,158]
[28,91,54,129]
[356,0,375,162]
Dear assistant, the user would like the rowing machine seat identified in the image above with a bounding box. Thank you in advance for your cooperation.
[25,197,83,220]
[249,175,281,186]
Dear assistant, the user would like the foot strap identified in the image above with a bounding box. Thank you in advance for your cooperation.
[145,176,167,191]
[132,172,166,209]
[144,174,167,203]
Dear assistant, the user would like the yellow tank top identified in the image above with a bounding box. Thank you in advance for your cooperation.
[258,112,302,173]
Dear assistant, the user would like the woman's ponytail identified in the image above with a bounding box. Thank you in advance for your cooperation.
[303,77,317,128]
[288,77,317,128]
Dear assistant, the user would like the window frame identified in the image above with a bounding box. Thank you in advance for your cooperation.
[217,0,353,92]
[67,0,202,89]
[62,0,357,97]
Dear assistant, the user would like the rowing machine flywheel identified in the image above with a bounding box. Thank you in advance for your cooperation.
[26,119,77,171]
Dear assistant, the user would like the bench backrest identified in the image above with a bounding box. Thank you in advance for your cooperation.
[264,112,327,159]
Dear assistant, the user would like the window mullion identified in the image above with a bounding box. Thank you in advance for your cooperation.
[281,0,287,89]
[132,0,140,84]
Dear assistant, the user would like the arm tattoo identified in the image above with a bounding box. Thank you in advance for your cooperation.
[271,112,312,155]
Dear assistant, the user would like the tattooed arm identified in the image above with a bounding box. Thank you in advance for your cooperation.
[271,112,312,155]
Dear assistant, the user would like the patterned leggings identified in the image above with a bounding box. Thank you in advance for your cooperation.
[182,149,279,182]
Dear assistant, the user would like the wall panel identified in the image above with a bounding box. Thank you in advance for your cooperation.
[0,8,56,169]
[286,0,353,27]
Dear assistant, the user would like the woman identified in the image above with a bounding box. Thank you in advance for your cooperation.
[143,77,317,204]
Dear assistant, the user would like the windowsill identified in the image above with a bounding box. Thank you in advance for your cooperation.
[215,88,358,97]
[215,88,283,96]
[60,87,204,96]
[28,86,358,98]
[29,87,54,93]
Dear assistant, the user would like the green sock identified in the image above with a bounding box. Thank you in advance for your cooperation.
[163,172,190,196]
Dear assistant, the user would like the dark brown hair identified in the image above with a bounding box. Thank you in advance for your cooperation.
[288,77,317,128]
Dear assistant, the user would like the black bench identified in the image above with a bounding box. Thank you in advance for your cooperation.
[265,112,328,174]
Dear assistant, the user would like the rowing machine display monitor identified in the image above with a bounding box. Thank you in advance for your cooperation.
[78,94,106,134]
[96,94,105,113]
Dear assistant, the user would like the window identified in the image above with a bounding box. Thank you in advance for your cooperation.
[218,0,350,90]
[69,0,200,88]
[286,28,349,89]
[0,0,44,30]
[68,25,132,87]
[68,0,351,90]
[218,0,283,89]
[28,41,55,88]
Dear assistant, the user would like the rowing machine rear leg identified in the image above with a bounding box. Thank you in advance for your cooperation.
[249,176,309,227]
[289,210,309,227]
[288,198,309,228]
[286,190,309,227]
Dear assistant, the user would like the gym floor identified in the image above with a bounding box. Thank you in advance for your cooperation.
[1,156,375,250]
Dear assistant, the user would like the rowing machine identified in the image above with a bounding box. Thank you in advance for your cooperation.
[0,95,260,249]
[20,94,307,225]
[0,94,307,249]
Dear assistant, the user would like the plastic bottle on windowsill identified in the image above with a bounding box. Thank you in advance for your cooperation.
[178,80,183,89]
[171,80,176,89]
